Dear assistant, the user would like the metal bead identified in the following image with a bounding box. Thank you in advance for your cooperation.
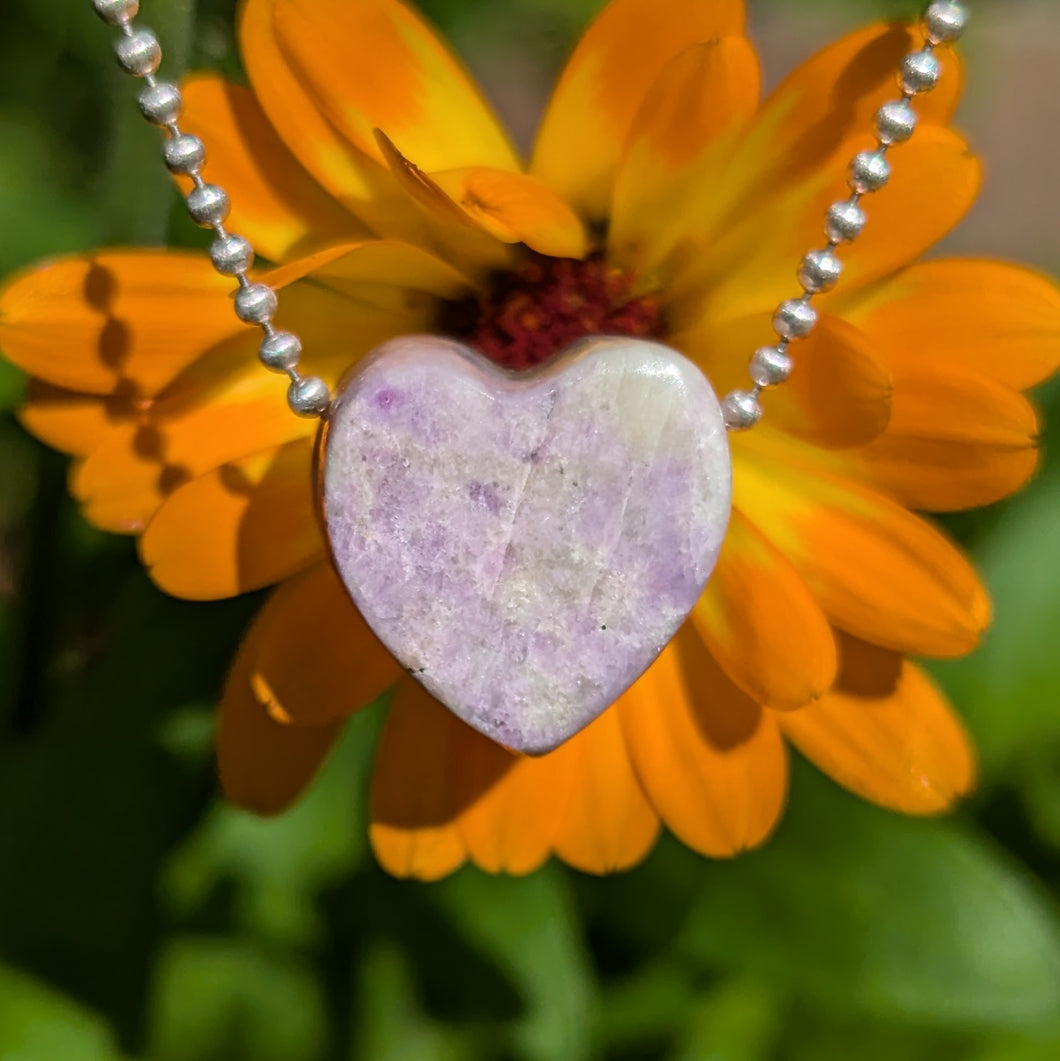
[899,49,942,95]
[924,1,968,45]
[210,234,255,276]
[825,200,866,243]
[139,81,182,125]
[185,183,230,226]
[875,100,918,145]
[773,299,818,340]
[749,346,793,387]
[92,0,139,25]
[849,150,890,194]
[115,28,162,77]
[163,133,206,175]
[722,390,762,431]
[798,249,843,294]
[260,330,303,373]
[288,376,331,418]
[235,283,278,324]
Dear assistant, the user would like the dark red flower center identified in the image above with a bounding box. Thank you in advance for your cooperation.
[438,254,664,372]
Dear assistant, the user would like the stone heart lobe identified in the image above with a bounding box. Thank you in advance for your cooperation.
[322,336,732,754]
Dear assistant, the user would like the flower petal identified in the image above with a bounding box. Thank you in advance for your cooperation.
[263,237,475,306]
[549,707,660,874]
[751,22,961,195]
[854,366,1041,511]
[139,438,323,599]
[218,611,345,815]
[0,252,237,396]
[70,333,310,534]
[179,74,368,262]
[455,736,575,877]
[372,133,521,274]
[270,0,518,173]
[531,0,746,219]
[239,0,431,240]
[370,679,471,881]
[676,312,893,448]
[619,628,788,857]
[430,168,589,259]
[769,315,893,447]
[844,259,1060,390]
[780,635,975,814]
[692,509,837,709]
[71,274,433,534]
[249,562,402,727]
[735,435,991,658]
[18,381,135,457]
[671,126,981,321]
[610,36,761,277]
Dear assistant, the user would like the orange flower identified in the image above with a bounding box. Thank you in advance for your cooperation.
[2,0,1059,879]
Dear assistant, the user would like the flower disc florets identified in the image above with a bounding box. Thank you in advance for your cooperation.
[439,254,663,371]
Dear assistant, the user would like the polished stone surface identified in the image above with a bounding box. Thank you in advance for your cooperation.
[322,336,732,754]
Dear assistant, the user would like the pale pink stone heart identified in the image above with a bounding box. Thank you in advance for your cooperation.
[322,336,732,754]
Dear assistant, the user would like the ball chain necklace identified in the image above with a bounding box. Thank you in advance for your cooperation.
[91,0,969,753]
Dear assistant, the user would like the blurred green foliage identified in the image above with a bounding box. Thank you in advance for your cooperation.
[1,1,1059,1059]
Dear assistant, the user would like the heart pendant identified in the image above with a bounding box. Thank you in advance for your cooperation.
[320,336,732,754]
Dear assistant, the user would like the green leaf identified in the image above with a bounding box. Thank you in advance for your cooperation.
[148,937,329,1061]
[351,941,478,1061]
[669,979,781,1061]
[0,963,125,1061]
[679,763,1060,1030]
[971,1033,1060,1061]
[436,865,596,1061]
[932,457,1060,773]
[163,702,382,946]
[598,962,699,1054]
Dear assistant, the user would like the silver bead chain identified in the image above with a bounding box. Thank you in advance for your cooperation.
[720,0,969,431]
[92,0,968,429]
[91,0,331,418]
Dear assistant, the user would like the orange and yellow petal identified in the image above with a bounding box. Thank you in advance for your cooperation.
[218,612,345,815]
[371,685,660,879]
[609,36,760,278]
[752,22,962,195]
[548,706,660,874]
[429,168,589,260]
[844,259,1060,390]
[139,438,323,599]
[692,509,837,710]
[263,238,475,306]
[370,679,472,881]
[179,74,369,262]
[456,743,575,877]
[735,434,990,658]
[238,0,432,242]
[780,635,975,814]
[619,629,787,857]
[269,0,518,174]
[853,366,1041,512]
[532,0,747,220]
[676,312,893,448]
[70,257,438,534]
[247,562,403,727]
[18,381,141,458]
[670,125,980,323]
[0,251,237,396]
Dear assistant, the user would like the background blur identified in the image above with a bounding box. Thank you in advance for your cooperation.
[1,1,1059,1058]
